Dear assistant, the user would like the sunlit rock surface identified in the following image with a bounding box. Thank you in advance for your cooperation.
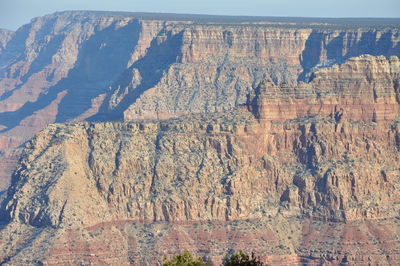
[0,52,399,264]
[0,12,399,190]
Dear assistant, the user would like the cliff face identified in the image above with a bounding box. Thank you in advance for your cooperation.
[0,12,161,189]
[1,12,399,141]
[0,12,400,264]
[113,27,400,121]
[0,12,399,190]
[254,55,400,123]
[0,29,13,55]
[0,55,399,265]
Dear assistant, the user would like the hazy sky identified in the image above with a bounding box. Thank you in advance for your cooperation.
[1,0,399,30]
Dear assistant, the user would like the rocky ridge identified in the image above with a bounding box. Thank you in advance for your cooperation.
[0,55,399,265]
[0,12,400,189]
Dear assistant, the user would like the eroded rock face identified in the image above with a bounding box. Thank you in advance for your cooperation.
[0,14,399,138]
[116,28,400,121]
[0,55,399,265]
[0,29,13,55]
[1,12,400,189]
[253,55,400,123]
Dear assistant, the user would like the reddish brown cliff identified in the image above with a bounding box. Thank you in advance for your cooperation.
[1,12,399,190]
[253,55,400,123]
[0,55,399,265]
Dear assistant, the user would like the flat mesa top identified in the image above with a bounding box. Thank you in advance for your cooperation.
[48,10,400,29]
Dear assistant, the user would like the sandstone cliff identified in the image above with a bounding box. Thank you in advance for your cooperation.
[0,55,399,265]
[0,12,399,189]
[1,12,400,138]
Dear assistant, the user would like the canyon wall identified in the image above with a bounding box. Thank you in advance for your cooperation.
[0,55,399,265]
[0,29,13,55]
[0,12,399,193]
[1,13,399,134]
[0,11,400,265]
[0,12,399,190]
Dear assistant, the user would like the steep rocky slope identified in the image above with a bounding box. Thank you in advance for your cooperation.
[0,55,399,265]
[0,11,399,189]
[0,29,13,55]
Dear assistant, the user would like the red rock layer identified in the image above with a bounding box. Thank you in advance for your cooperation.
[253,55,400,123]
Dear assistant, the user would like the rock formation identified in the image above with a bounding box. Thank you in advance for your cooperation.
[0,12,400,190]
[0,54,399,264]
[0,29,13,55]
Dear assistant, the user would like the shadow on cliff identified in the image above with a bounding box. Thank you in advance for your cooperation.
[0,24,33,101]
[0,33,66,102]
[19,16,63,84]
[298,30,400,81]
[89,29,184,121]
[0,20,141,132]
[0,16,69,102]
[0,24,32,78]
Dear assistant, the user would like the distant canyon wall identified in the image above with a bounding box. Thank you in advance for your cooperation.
[0,12,399,190]
[0,29,13,55]
[4,55,399,227]
[0,54,399,264]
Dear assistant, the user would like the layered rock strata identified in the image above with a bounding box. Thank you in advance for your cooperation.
[0,55,399,264]
[1,12,400,188]
[0,12,400,184]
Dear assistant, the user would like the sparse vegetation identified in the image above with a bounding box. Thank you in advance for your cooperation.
[222,251,264,266]
[162,250,264,266]
[162,250,211,266]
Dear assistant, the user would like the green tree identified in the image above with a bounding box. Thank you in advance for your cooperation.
[162,250,211,266]
[222,251,263,266]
